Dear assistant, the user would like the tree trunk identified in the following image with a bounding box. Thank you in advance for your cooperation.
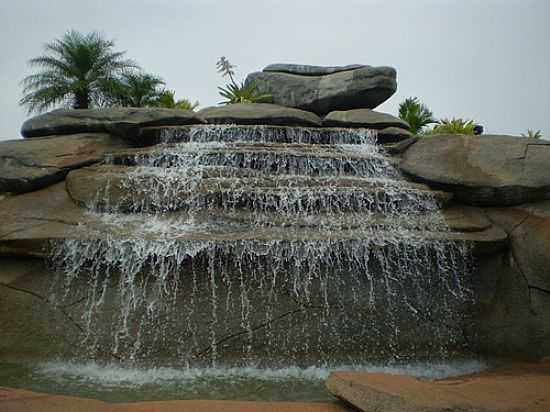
[73,90,90,109]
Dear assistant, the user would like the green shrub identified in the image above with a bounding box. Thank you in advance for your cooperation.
[398,97,436,135]
[520,129,543,139]
[216,56,272,105]
[428,118,476,135]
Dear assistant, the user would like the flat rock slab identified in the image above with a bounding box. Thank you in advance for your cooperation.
[0,134,128,193]
[246,65,397,115]
[198,103,322,127]
[264,63,366,76]
[323,109,410,130]
[0,387,349,412]
[326,362,550,412]
[21,107,206,138]
[401,134,550,206]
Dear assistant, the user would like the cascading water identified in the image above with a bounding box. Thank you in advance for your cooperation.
[49,124,474,368]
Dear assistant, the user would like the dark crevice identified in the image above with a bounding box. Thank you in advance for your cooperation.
[0,281,84,333]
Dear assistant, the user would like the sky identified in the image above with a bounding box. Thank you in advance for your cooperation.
[0,0,549,140]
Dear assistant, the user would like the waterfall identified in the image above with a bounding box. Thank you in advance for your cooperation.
[50,125,473,366]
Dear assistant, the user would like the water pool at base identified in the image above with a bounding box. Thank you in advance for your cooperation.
[0,359,487,403]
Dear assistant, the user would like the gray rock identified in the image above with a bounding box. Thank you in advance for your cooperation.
[323,109,410,130]
[263,63,366,76]
[0,134,128,193]
[401,134,550,206]
[198,103,322,127]
[21,107,206,138]
[246,65,397,115]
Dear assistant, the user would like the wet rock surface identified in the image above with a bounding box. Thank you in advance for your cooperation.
[401,134,550,206]
[246,65,397,115]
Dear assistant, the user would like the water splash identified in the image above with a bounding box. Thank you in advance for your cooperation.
[50,123,474,366]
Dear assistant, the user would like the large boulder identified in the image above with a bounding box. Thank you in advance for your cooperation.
[468,201,550,359]
[323,109,410,130]
[401,134,550,206]
[21,107,206,138]
[198,103,322,127]
[245,65,397,115]
[326,365,550,412]
[0,134,128,193]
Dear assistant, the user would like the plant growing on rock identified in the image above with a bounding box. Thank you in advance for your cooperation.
[398,97,436,135]
[521,129,543,139]
[105,72,165,107]
[156,90,199,110]
[216,56,272,104]
[428,118,476,135]
[20,30,137,112]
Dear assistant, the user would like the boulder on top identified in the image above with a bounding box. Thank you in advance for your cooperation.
[245,65,397,115]
[263,63,366,76]
[323,109,410,130]
[401,134,550,206]
[21,107,206,138]
[0,133,128,193]
[198,103,322,127]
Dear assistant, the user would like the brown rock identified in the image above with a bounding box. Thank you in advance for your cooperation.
[0,387,349,412]
[326,364,550,412]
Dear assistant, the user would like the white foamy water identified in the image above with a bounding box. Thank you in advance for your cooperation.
[35,360,487,388]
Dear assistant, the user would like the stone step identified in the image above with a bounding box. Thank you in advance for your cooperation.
[66,165,452,214]
[137,124,383,146]
[0,183,506,258]
[106,142,400,179]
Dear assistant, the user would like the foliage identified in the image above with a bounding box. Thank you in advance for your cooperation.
[156,90,199,110]
[428,118,476,135]
[216,56,272,105]
[20,30,137,113]
[398,97,436,135]
[105,72,165,107]
[521,129,543,139]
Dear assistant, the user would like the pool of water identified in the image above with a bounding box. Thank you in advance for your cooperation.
[0,359,488,402]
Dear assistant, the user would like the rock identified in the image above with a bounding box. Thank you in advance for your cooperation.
[0,387,348,412]
[465,201,550,359]
[21,107,206,138]
[326,365,550,412]
[383,136,418,154]
[198,103,322,127]
[264,63,366,76]
[401,134,550,206]
[376,127,413,144]
[0,134,128,193]
[246,65,397,115]
[323,109,410,130]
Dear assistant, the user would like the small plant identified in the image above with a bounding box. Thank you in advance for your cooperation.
[521,129,543,139]
[428,118,476,135]
[156,90,199,110]
[216,56,272,104]
[398,97,436,135]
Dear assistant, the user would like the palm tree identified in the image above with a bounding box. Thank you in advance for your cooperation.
[521,129,543,139]
[20,30,137,113]
[398,97,436,135]
[156,90,199,111]
[106,72,165,107]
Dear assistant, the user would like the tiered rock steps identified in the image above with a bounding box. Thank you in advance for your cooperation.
[137,124,380,145]
[107,142,399,177]
[66,164,451,214]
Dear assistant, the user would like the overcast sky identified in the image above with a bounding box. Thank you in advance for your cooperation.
[0,0,548,140]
